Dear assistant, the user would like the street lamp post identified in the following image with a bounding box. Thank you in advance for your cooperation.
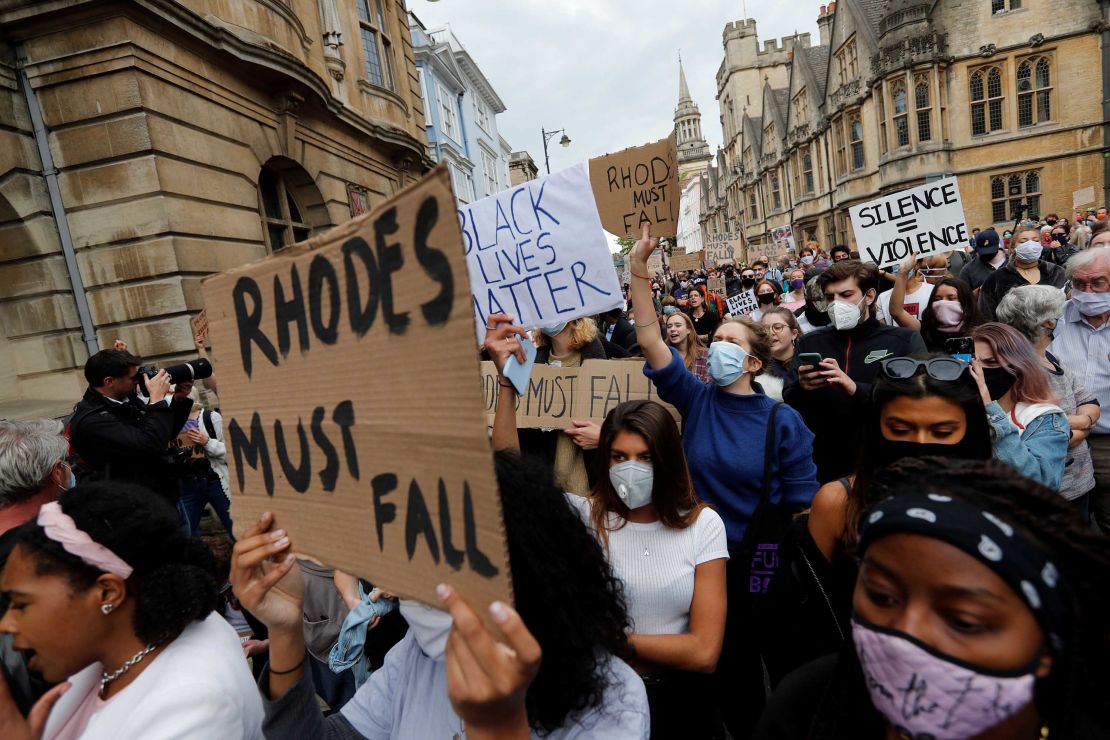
[541,127,571,174]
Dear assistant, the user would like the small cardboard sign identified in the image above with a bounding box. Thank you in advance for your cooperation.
[588,136,680,238]
[705,232,742,266]
[1073,186,1096,209]
[849,179,970,269]
[191,309,209,340]
[727,291,758,316]
[770,224,796,255]
[481,360,678,429]
[460,164,622,340]
[669,251,703,273]
[646,248,664,276]
[201,163,511,610]
[708,274,726,298]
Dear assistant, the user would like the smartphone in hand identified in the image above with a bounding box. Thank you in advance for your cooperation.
[944,337,975,365]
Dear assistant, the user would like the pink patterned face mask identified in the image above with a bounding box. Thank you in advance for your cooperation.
[852,618,1036,740]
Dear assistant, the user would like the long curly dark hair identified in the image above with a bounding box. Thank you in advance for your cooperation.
[14,482,219,645]
[807,457,1110,739]
[494,450,632,734]
[919,277,980,350]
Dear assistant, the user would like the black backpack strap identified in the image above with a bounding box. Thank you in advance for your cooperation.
[201,409,216,440]
[741,402,782,552]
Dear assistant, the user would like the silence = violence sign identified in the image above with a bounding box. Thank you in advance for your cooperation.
[849,179,970,269]
[460,163,622,340]
[201,163,511,611]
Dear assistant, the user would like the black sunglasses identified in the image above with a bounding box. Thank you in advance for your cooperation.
[880,356,967,382]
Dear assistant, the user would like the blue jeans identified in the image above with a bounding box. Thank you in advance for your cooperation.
[179,476,234,538]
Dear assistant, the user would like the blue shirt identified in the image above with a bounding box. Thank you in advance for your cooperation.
[1049,299,1110,435]
[644,348,819,545]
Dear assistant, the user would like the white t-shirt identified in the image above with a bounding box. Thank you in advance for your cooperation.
[565,494,729,635]
[876,282,934,326]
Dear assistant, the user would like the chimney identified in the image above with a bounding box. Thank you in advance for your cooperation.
[817,3,835,47]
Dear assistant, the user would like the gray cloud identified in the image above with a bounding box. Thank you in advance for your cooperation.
[408,0,821,174]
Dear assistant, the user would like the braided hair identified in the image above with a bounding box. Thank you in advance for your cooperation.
[14,482,219,645]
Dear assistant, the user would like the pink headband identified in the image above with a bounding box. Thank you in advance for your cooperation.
[36,502,134,579]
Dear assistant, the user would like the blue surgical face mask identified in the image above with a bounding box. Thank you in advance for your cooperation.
[707,341,751,386]
[539,322,568,337]
[608,460,654,510]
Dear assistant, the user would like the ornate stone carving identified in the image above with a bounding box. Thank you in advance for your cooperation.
[870,32,948,76]
[979,43,996,58]
[830,78,862,109]
[1028,33,1045,48]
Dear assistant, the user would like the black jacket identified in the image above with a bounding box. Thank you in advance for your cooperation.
[68,387,192,500]
[958,254,1001,290]
[978,259,1068,320]
[597,316,637,352]
[784,318,926,483]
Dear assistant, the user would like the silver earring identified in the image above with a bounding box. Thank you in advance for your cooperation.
[101,603,114,615]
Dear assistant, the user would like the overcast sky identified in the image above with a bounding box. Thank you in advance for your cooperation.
[407,0,821,174]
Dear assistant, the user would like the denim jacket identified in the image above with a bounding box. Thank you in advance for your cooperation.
[328,584,397,688]
[987,401,1070,489]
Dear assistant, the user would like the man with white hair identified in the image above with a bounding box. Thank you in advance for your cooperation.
[1050,246,1110,531]
[0,419,70,715]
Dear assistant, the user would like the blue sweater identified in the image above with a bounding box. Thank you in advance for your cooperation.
[645,348,819,546]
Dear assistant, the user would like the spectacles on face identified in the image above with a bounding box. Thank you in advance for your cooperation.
[742,273,755,280]
[767,323,789,333]
[1072,277,1110,292]
[880,356,967,382]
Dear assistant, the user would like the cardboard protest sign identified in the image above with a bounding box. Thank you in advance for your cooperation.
[588,136,680,238]
[705,232,742,266]
[669,250,703,273]
[708,274,726,298]
[1073,186,1095,209]
[770,224,796,255]
[480,359,678,429]
[646,248,664,276]
[460,164,622,340]
[850,179,969,269]
[191,309,209,340]
[727,291,758,316]
[202,163,511,610]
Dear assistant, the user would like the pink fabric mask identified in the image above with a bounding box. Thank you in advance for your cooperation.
[852,618,1036,739]
[930,300,964,333]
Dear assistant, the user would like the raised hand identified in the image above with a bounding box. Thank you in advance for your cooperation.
[229,512,303,634]
[439,584,540,740]
[629,222,659,269]
[482,313,530,376]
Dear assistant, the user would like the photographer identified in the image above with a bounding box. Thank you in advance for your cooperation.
[68,348,193,501]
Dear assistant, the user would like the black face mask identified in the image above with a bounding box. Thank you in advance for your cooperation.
[982,366,1017,401]
[741,278,756,289]
[873,437,973,470]
[757,292,775,305]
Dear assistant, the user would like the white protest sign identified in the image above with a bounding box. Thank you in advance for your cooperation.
[1073,186,1095,209]
[849,179,969,269]
[727,291,757,316]
[460,164,623,339]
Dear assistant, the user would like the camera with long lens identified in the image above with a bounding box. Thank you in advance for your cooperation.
[136,358,213,396]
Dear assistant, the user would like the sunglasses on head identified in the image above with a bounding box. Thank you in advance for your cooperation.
[880,356,967,382]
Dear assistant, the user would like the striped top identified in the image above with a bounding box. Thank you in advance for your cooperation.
[1049,299,1110,435]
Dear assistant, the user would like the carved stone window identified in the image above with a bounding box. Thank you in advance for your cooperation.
[970,65,1004,136]
[915,75,932,142]
[990,169,1040,223]
[891,78,910,147]
[802,149,815,194]
[1017,55,1051,127]
[837,39,859,87]
[259,166,312,250]
[849,113,865,171]
[771,172,782,211]
[357,0,395,90]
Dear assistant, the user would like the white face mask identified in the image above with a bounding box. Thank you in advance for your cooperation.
[608,460,654,509]
[399,600,452,661]
[801,255,815,266]
[1015,240,1043,262]
[1072,288,1110,317]
[828,295,867,331]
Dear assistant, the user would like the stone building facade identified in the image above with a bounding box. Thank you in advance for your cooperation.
[508,150,538,186]
[702,0,1109,263]
[674,57,713,181]
[0,0,432,418]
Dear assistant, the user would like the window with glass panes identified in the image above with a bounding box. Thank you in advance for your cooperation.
[836,39,858,86]
[1017,56,1051,127]
[991,0,1021,12]
[259,167,311,251]
[877,81,888,155]
[802,148,814,194]
[475,97,491,133]
[833,116,847,176]
[437,83,458,140]
[748,189,759,222]
[357,0,395,90]
[990,170,1040,223]
[849,114,865,171]
[771,172,782,211]
[891,79,909,147]
[914,75,932,142]
[970,66,1004,135]
[481,149,498,195]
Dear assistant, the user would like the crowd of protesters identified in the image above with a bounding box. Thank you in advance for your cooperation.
[0,203,1107,740]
